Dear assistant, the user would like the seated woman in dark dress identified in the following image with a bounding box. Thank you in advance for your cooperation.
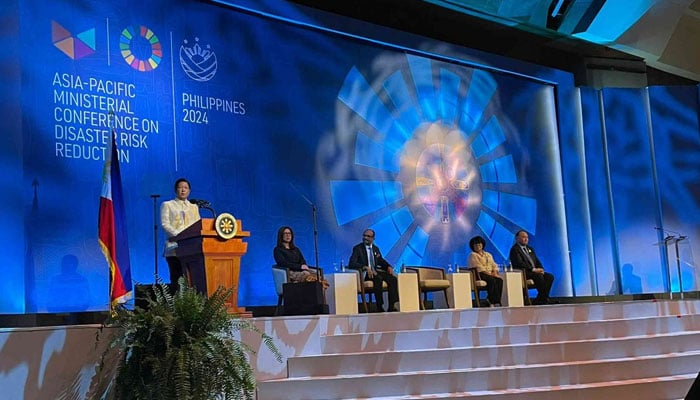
[273,226,327,287]
[467,235,503,307]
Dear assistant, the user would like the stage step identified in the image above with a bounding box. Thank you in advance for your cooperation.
[357,374,697,399]
[258,352,700,399]
[321,314,700,353]
[319,300,700,335]
[289,331,700,377]
[253,300,700,399]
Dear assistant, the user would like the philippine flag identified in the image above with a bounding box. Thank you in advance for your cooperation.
[98,132,132,308]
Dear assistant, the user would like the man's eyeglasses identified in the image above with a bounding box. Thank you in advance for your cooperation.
[363,234,374,238]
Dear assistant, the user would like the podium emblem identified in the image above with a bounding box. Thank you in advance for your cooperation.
[214,212,238,240]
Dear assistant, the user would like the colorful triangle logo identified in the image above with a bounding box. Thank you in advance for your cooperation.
[52,21,96,60]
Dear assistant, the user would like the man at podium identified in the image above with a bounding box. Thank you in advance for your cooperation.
[160,178,201,285]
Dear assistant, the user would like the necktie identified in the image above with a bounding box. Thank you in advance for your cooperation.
[367,246,376,272]
[522,246,534,267]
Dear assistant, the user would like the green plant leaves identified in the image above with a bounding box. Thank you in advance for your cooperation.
[92,277,280,400]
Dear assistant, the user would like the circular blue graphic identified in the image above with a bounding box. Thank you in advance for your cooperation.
[326,53,534,265]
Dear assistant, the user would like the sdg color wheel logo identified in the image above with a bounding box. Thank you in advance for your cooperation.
[120,25,162,72]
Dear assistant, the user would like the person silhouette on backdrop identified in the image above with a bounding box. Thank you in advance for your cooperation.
[273,226,327,288]
[47,254,90,312]
[467,236,503,307]
[620,263,643,294]
[508,230,555,305]
[349,228,399,312]
[160,178,200,286]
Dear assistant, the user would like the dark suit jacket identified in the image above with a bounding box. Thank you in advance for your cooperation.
[273,246,307,271]
[349,242,392,274]
[508,244,544,272]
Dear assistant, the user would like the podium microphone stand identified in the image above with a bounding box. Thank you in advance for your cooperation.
[661,235,674,299]
[150,194,161,279]
[672,234,687,300]
[655,227,688,300]
[289,183,321,282]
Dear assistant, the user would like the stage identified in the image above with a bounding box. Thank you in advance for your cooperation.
[2,296,698,399]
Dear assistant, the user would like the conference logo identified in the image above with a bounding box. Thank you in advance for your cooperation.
[327,52,532,263]
[51,21,96,60]
[119,25,162,72]
[179,37,218,81]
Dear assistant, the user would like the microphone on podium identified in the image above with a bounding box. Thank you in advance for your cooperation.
[189,199,215,217]
[189,198,211,207]
[654,226,686,241]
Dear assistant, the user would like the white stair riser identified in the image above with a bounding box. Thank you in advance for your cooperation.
[321,315,700,353]
[350,376,696,400]
[258,354,700,399]
[289,332,700,377]
[322,301,700,335]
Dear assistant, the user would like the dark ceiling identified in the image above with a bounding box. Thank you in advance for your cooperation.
[288,0,698,86]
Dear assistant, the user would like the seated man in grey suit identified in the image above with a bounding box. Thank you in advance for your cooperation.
[508,230,555,305]
[349,229,399,312]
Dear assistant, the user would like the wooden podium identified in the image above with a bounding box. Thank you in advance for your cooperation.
[173,218,250,316]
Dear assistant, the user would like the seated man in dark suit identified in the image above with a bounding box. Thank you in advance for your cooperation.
[349,229,399,312]
[508,230,555,305]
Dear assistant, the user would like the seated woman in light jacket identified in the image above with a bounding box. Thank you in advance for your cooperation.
[467,235,503,307]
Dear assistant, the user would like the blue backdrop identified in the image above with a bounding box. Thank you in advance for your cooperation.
[3,0,698,313]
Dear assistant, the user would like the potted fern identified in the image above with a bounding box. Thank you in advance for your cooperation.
[92,278,280,400]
